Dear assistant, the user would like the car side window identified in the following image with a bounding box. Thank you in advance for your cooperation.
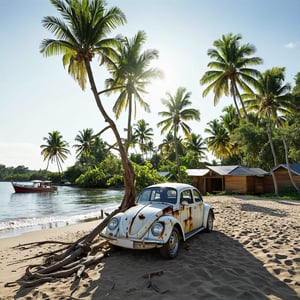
[193,189,203,202]
[162,188,177,204]
[180,190,193,204]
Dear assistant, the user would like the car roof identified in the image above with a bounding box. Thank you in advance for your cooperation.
[146,182,195,191]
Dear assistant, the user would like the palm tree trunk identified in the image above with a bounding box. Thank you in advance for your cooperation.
[56,160,61,179]
[234,84,249,122]
[46,160,50,172]
[267,124,278,194]
[84,59,136,208]
[56,156,64,179]
[280,131,299,192]
[174,128,183,182]
[230,83,243,120]
[125,92,133,155]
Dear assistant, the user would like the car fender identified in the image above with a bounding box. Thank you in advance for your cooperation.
[158,215,185,242]
[203,204,214,228]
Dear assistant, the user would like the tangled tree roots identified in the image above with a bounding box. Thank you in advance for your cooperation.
[5,208,121,292]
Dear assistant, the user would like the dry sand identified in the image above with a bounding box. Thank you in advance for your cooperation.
[0,196,299,300]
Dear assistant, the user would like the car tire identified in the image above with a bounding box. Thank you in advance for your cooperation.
[160,227,180,259]
[205,210,214,232]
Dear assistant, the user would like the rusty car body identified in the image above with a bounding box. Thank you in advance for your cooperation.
[100,182,214,258]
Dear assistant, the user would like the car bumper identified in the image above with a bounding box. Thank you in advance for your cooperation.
[100,233,164,250]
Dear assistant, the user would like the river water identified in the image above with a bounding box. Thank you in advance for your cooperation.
[0,182,123,239]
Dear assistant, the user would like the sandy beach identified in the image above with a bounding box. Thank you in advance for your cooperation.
[0,195,299,300]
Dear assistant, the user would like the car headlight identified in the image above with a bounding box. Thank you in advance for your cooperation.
[151,222,164,236]
[108,217,119,230]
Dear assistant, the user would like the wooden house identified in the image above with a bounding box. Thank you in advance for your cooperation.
[187,165,268,195]
[263,164,300,193]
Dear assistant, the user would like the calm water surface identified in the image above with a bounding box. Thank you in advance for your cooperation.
[0,182,123,238]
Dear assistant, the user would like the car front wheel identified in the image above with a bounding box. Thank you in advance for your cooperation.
[160,227,180,259]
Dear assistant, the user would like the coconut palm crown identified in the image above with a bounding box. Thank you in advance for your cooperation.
[40,0,126,90]
[200,33,262,120]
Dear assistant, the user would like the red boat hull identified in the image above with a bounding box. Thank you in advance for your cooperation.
[12,183,57,193]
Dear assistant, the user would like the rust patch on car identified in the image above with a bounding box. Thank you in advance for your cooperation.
[139,213,145,220]
[182,207,193,232]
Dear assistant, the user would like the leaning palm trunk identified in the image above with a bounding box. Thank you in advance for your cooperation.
[280,132,299,192]
[174,128,183,182]
[84,59,136,209]
[230,84,243,120]
[234,83,249,122]
[125,92,133,155]
[267,125,279,194]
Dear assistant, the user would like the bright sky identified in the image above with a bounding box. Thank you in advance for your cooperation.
[0,0,299,171]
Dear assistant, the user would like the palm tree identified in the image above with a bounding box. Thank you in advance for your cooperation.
[204,119,231,160]
[40,0,137,209]
[90,136,109,164]
[183,133,207,168]
[158,87,200,182]
[244,67,299,193]
[158,132,175,158]
[200,33,262,121]
[40,130,70,177]
[145,140,155,161]
[73,128,94,167]
[221,105,240,132]
[105,30,162,154]
[133,119,153,159]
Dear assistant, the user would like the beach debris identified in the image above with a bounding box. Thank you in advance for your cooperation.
[4,208,125,293]
[143,270,169,294]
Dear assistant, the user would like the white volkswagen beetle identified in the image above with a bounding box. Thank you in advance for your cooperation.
[100,182,214,258]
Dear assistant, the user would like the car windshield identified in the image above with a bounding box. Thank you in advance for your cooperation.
[137,187,177,204]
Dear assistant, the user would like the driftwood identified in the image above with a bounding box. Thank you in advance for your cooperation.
[5,208,122,290]
[143,271,169,294]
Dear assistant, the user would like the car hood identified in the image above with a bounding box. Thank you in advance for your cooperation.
[118,203,172,239]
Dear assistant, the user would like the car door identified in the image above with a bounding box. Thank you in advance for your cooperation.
[179,188,202,233]
[191,188,204,228]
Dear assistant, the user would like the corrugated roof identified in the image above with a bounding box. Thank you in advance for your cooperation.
[186,169,210,176]
[249,168,269,175]
[272,164,300,176]
[187,165,268,177]
[230,166,268,176]
[207,165,238,175]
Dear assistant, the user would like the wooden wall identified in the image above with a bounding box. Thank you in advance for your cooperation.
[225,176,247,194]
[264,168,300,193]
[189,169,300,195]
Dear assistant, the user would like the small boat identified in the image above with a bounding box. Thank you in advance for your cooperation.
[12,180,57,193]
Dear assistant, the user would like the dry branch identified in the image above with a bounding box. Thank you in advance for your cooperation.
[7,208,123,291]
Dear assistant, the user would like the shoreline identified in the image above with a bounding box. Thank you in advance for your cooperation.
[0,219,102,246]
[1,196,299,299]
[0,214,105,240]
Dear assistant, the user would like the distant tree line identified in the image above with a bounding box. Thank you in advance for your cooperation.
[0,164,60,182]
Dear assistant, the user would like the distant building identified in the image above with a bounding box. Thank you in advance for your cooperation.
[264,164,300,193]
[187,165,268,194]
[187,164,300,194]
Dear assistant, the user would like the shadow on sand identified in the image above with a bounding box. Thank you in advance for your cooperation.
[64,231,300,300]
